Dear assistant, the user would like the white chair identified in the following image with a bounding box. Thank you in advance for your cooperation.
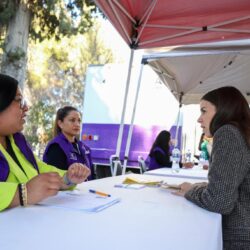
[138,155,148,174]
[109,155,122,176]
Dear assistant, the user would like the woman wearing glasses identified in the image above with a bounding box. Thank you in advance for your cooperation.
[0,74,90,211]
[43,106,94,180]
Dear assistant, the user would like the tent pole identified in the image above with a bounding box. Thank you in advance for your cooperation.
[122,61,145,174]
[114,49,134,173]
[174,94,183,148]
[174,108,181,147]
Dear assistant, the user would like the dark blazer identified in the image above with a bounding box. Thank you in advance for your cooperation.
[185,125,250,248]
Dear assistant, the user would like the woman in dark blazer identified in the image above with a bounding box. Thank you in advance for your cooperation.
[175,86,250,249]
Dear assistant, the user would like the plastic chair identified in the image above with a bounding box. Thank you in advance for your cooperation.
[109,155,122,176]
[138,156,148,174]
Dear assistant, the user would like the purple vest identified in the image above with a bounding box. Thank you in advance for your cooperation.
[0,133,39,181]
[147,147,167,170]
[43,133,94,179]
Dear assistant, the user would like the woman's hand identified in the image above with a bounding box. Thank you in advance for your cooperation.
[64,163,90,186]
[182,162,194,169]
[26,172,62,205]
[203,164,209,170]
[172,182,193,196]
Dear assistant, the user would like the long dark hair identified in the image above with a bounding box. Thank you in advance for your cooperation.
[149,130,171,156]
[202,86,250,146]
[198,133,205,151]
[0,74,18,113]
[54,106,80,136]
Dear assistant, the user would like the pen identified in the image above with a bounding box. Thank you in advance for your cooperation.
[89,189,111,197]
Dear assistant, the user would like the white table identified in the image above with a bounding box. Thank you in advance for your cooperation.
[0,174,221,250]
[144,167,208,180]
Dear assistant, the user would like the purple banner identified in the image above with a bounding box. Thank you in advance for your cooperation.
[81,123,182,166]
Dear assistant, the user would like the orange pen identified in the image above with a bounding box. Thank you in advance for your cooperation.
[89,189,111,197]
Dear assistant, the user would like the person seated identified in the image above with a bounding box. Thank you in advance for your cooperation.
[0,74,90,211]
[182,161,194,169]
[198,133,213,169]
[174,86,250,249]
[198,133,210,160]
[43,106,94,180]
[147,130,172,170]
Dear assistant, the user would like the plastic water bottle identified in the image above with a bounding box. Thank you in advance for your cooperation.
[198,151,206,168]
[185,149,192,162]
[172,147,181,170]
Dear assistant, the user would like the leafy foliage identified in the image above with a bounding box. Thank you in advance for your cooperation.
[0,0,109,156]
[30,0,100,40]
[24,99,55,156]
[23,20,114,156]
[0,0,17,25]
[0,0,100,41]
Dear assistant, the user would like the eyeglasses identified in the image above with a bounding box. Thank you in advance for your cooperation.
[14,96,27,110]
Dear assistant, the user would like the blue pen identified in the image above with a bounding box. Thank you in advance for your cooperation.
[89,189,111,197]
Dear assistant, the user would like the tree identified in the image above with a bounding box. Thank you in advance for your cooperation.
[24,19,114,156]
[0,0,98,88]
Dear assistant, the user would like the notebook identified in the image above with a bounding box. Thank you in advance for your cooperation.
[39,190,121,212]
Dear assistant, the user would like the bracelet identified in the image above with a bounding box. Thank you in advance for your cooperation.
[18,183,28,207]
[21,183,28,207]
[63,174,75,186]
[18,184,24,206]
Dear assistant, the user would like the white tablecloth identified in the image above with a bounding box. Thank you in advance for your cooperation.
[144,167,208,179]
[0,174,221,250]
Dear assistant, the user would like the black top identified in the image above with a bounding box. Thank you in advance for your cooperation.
[153,150,172,167]
[45,143,69,170]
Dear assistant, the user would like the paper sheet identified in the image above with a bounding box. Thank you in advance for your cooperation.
[39,190,121,212]
[114,183,146,189]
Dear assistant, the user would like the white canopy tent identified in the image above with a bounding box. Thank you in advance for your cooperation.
[144,39,250,104]
[93,0,250,174]
[123,40,250,174]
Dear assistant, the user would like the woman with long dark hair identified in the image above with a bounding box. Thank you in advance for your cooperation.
[147,130,172,170]
[175,86,250,249]
[43,106,94,180]
[0,74,90,211]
